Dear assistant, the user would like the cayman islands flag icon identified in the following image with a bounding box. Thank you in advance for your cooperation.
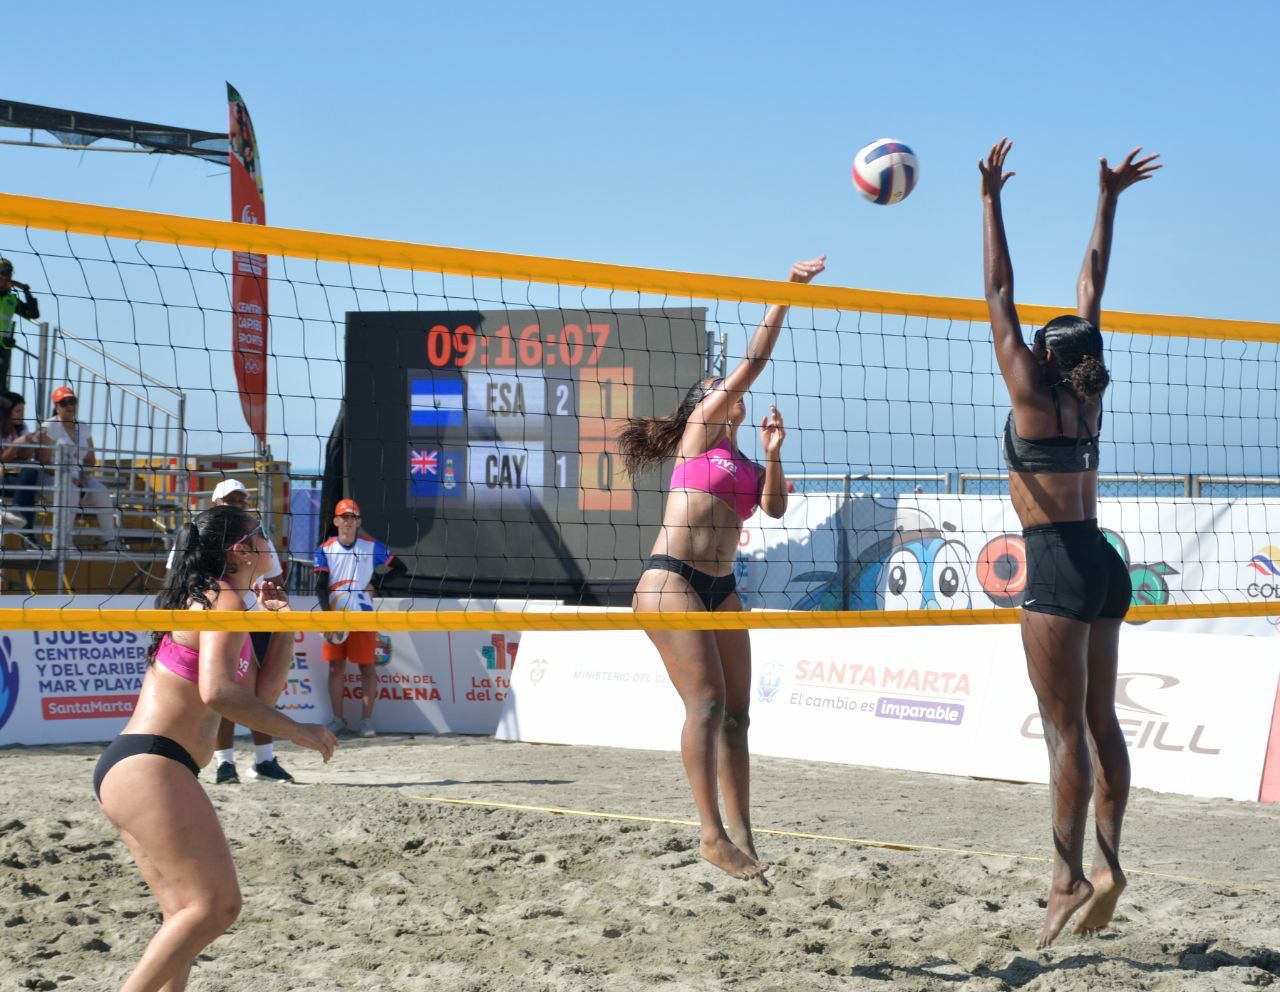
[410,446,465,498]
[409,373,465,429]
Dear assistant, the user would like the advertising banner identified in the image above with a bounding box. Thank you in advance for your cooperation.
[498,625,1280,802]
[228,82,268,446]
[0,597,526,747]
[738,494,1280,636]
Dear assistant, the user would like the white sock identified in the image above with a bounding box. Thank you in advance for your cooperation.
[214,748,235,767]
[254,742,275,764]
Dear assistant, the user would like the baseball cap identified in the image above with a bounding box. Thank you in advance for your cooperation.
[335,498,361,517]
[211,479,249,503]
[51,386,76,405]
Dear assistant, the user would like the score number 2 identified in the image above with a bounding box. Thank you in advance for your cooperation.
[427,322,612,368]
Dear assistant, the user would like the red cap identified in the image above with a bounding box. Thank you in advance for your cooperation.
[52,386,77,405]
[335,498,361,517]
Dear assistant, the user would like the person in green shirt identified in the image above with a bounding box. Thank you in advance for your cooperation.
[0,258,40,393]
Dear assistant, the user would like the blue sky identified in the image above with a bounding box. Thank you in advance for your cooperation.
[3,1,1278,476]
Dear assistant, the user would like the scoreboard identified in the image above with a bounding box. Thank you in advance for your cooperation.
[344,308,705,600]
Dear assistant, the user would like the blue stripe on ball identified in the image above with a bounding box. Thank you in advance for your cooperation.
[863,142,913,164]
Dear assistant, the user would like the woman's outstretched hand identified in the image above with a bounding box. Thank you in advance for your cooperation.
[253,579,291,612]
[760,404,786,456]
[1099,147,1161,198]
[979,138,1015,199]
[788,257,826,284]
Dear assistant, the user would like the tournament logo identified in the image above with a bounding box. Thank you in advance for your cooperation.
[374,633,393,667]
[0,636,18,732]
[527,658,549,687]
[1246,545,1280,599]
[756,661,784,704]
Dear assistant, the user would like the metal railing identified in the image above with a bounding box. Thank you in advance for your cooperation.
[790,473,953,495]
[957,473,1280,497]
[8,321,187,482]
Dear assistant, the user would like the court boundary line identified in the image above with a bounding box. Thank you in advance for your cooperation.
[411,794,1276,894]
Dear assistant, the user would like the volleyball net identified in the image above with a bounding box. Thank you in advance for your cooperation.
[0,192,1278,632]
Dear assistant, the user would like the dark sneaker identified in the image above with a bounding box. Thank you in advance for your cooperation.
[251,758,295,783]
[215,761,240,785]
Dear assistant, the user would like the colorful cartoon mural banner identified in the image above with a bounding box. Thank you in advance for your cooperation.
[736,494,1280,634]
[499,625,1280,802]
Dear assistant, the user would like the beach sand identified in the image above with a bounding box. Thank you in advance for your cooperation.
[2,734,1278,991]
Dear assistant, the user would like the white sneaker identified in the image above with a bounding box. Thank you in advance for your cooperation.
[357,717,376,739]
[325,717,347,735]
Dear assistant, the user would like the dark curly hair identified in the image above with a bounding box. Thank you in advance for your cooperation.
[1032,315,1110,397]
[616,376,723,476]
[148,505,260,663]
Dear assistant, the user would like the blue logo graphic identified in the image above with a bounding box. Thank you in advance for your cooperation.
[0,636,19,732]
[757,661,784,704]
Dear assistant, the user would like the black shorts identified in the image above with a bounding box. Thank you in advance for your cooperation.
[1022,519,1132,623]
[93,733,200,801]
[642,555,738,611]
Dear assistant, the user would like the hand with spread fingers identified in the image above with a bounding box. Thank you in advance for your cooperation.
[979,137,1016,199]
[1099,147,1162,198]
[760,404,786,457]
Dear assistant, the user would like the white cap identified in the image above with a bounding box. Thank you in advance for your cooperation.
[210,478,249,503]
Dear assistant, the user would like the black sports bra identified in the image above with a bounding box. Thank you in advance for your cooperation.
[1003,386,1102,474]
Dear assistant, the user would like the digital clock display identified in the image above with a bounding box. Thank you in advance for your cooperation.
[344,307,705,600]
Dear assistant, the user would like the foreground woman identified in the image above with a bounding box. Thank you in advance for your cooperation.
[95,506,337,991]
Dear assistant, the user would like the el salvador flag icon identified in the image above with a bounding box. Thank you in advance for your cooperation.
[410,375,465,428]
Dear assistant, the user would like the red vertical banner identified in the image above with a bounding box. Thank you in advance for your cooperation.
[228,83,268,446]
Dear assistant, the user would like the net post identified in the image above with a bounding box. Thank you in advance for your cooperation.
[839,473,852,611]
[34,320,50,418]
[1185,474,1195,498]
[52,441,76,591]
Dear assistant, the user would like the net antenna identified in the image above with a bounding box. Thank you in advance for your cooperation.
[0,99,228,164]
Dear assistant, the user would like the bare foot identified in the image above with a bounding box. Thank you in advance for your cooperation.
[726,825,773,894]
[1038,878,1094,949]
[1073,867,1127,937]
[699,835,767,888]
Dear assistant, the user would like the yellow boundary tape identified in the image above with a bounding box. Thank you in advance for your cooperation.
[411,795,1275,894]
[1,192,1276,343]
[0,602,1276,631]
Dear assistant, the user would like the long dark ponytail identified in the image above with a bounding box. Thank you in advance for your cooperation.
[148,505,259,662]
[1033,315,1110,398]
[617,377,721,476]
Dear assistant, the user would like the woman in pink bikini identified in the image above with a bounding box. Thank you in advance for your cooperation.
[620,256,824,890]
[94,505,336,992]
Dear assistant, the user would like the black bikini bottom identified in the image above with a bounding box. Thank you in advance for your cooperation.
[93,733,201,801]
[642,555,738,611]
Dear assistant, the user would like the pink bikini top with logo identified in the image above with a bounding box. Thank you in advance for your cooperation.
[153,582,254,683]
[669,438,765,521]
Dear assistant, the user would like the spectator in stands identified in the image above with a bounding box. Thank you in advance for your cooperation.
[41,385,119,549]
[169,479,296,784]
[314,498,405,738]
[0,391,50,538]
[0,259,40,393]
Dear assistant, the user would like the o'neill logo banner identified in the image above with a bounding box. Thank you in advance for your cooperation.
[228,82,268,446]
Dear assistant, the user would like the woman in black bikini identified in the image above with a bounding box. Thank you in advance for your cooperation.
[620,256,824,891]
[981,138,1159,947]
[95,506,337,991]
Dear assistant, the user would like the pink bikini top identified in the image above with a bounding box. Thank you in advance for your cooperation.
[154,636,252,684]
[669,438,765,521]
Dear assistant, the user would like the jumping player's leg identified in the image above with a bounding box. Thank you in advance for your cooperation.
[99,755,242,992]
[635,572,764,884]
[711,597,759,850]
[1075,617,1130,936]
[1022,609,1095,948]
